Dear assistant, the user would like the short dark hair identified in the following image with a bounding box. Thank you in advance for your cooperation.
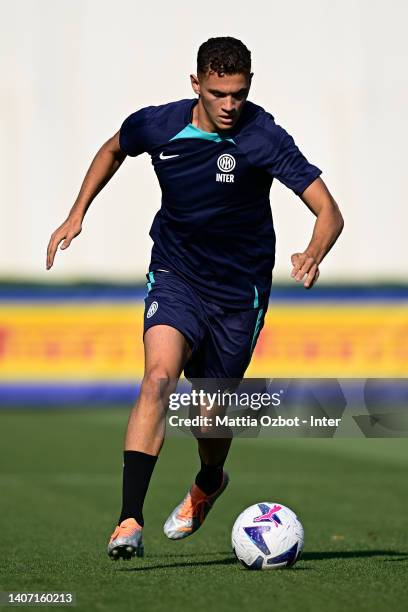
[197,37,251,77]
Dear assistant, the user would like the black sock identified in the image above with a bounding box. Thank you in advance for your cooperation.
[195,457,224,495]
[118,450,158,527]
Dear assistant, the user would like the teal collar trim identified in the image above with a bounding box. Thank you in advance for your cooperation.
[170,123,236,144]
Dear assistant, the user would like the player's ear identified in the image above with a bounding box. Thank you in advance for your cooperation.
[190,74,200,96]
[248,72,254,88]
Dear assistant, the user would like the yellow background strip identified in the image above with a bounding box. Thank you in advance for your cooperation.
[0,302,407,379]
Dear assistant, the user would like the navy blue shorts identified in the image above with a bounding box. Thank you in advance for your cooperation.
[143,270,268,380]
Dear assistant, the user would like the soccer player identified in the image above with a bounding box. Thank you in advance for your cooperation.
[46,37,344,560]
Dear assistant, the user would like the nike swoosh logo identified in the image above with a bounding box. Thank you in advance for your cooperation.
[159,152,180,160]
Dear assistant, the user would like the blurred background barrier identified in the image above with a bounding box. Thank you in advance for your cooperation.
[0,283,406,406]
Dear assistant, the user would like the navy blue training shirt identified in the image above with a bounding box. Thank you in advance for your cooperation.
[119,98,321,310]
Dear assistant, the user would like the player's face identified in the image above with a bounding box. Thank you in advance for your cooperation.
[191,71,252,131]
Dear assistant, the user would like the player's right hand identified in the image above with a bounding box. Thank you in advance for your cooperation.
[46,215,82,270]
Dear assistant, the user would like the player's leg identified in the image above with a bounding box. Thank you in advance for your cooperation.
[195,437,231,492]
[163,415,231,540]
[108,324,191,559]
[163,383,233,540]
[164,299,268,540]
[124,324,191,455]
[185,386,233,494]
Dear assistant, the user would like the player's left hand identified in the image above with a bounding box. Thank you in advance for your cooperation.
[290,252,320,289]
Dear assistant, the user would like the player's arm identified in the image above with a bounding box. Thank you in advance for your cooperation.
[46,131,126,270]
[291,177,344,289]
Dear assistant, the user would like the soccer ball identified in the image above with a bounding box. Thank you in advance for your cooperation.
[231,502,304,570]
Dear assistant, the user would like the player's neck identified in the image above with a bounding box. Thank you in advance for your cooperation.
[191,100,218,133]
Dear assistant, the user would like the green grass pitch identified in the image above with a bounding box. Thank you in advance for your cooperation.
[0,408,407,611]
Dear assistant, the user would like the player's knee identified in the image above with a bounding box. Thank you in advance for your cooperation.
[141,365,175,402]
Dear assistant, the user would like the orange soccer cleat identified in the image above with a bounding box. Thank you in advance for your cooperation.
[107,518,144,560]
[163,472,229,540]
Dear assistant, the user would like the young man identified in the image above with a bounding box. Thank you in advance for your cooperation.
[46,37,344,560]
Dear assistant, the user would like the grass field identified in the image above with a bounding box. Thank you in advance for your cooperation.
[0,408,407,612]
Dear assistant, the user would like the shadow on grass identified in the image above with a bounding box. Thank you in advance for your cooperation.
[118,556,312,572]
[117,549,407,572]
[147,551,232,559]
[302,550,408,561]
[119,556,236,572]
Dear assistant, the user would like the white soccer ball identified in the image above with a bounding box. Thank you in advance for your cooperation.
[231,502,304,570]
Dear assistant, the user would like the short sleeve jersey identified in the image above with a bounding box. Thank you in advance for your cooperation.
[120,98,321,309]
